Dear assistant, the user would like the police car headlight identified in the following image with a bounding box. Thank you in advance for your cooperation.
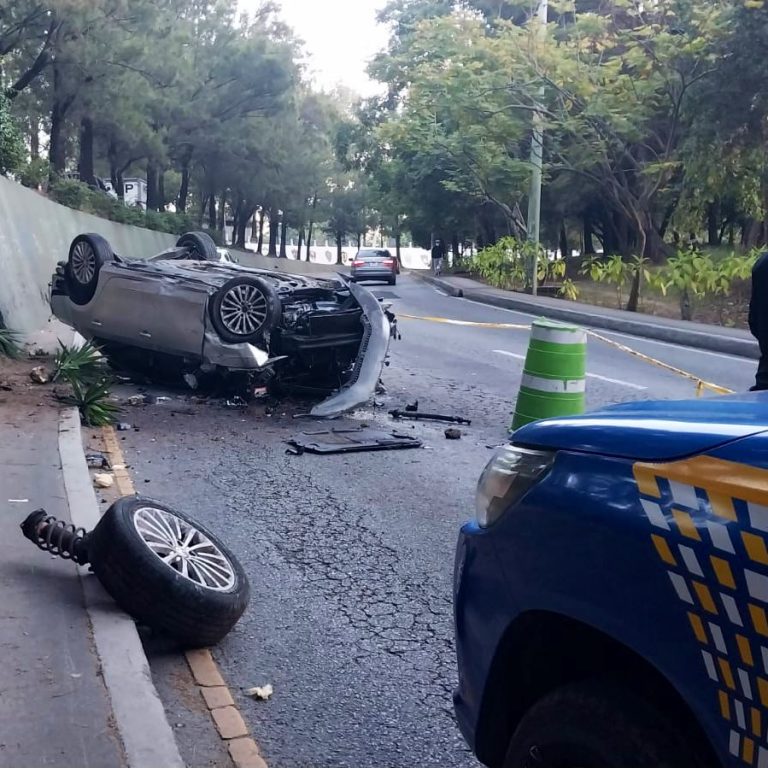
[475,445,555,528]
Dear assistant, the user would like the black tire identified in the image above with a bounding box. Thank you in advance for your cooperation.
[389,277,397,286]
[504,679,698,768]
[209,276,281,345]
[88,497,250,648]
[177,231,218,261]
[66,233,112,305]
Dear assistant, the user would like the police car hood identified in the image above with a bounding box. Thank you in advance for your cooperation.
[513,392,768,462]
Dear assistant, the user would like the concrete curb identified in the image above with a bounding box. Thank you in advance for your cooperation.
[413,272,760,360]
[58,408,185,768]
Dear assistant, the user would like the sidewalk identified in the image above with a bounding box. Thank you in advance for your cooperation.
[0,396,183,768]
[413,272,759,359]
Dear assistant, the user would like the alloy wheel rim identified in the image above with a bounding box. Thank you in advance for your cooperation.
[133,506,235,591]
[71,241,96,284]
[219,284,268,336]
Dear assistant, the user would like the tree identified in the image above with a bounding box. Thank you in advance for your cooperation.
[0,89,23,174]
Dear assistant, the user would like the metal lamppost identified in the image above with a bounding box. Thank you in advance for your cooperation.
[526,0,548,296]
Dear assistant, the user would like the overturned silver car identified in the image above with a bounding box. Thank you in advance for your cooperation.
[51,231,395,417]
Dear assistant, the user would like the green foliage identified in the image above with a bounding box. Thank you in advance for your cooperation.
[48,178,197,235]
[53,341,120,426]
[0,93,23,175]
[65,378,121,427]
[0,327,22,359]
[52,341,103,384]
[581,255,651,309]
[651,248,759,320]
[17,157,49,189]
[472,237,571,293]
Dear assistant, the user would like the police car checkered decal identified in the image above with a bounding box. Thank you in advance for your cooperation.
[634,458,768,767]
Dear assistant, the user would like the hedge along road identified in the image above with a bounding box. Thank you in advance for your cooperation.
[116,274,755,768]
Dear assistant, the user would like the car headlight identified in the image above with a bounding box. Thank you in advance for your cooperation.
[475,445,555,528]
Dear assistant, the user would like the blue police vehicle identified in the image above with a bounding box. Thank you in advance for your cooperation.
[455,394,768,767]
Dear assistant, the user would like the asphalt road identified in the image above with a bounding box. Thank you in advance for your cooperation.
[117,275,757,768]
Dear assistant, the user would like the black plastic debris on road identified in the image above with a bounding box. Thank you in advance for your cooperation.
[286,427,423,456]
[389,409,471,426]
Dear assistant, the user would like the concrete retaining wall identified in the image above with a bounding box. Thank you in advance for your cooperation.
[0,176,176,332]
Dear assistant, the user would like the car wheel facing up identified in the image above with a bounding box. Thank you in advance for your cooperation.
[504,680,698,768]
[66,232,113,305]
[177,231,218,261]
[209,275,281,344]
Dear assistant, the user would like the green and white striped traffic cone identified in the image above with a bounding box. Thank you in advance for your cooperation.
[511,319,587,431]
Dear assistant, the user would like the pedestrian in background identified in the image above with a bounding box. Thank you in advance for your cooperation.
[431,238,446,276]
[749,252,768,390]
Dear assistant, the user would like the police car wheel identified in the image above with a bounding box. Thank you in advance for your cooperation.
[504,679,696,768]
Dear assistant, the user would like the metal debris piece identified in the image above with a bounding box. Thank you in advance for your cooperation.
[86,453,111,469]
[183,373,199,390]
[445,428,463,440]
[225,396,248,409]
[245,684,274,701]
[405,400,419,413]
[29,366,49,384]
[127,395,146,406]
[389,409,471,425]
[116,422,132,431]
[94,473,114,489]
[286,427,422,455]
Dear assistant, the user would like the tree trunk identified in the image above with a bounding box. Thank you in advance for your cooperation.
[207,191,216,230]
[357,232,362,250]
[395,231,402,266]
[256,209,265,254]
[77,116,95,187]
[297,227,305,260]
[279,216,288,258]
[680,288,692,321]
[336,232,343,264]
[30,119,39,159]
[559,220,569,260]
[146,161,159,211]
[157,171,166,212]
[267,209,278,256]
[235,207,249,248]
[48,63,68,178]
[626,228,647,313]
[707,200,721,246]
[217,190,226,234]
[305,193,318,260]
[177,153,191,212]
[452,233,460,258]
[582,216,596,255]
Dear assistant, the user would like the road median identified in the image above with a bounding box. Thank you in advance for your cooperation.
[412,271,759,359]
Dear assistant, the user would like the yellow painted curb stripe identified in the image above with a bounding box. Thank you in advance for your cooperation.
[99,426,267,768]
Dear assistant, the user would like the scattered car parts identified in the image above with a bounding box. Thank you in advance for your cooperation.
[389,409,471,425]
[286,427,423,455]
[20,496,250,647]
[51,231,396,418]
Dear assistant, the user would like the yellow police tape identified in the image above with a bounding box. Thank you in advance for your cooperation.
[398,313,734,396]
[398,313,529,330]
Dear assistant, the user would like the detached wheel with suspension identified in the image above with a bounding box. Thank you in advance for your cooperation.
[88,497,250,648]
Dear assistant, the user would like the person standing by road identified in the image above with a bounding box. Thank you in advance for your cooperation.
[750,252,768,390]
[431,238,446,276]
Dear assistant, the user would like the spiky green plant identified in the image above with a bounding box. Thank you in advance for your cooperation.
[0,327,22,359]
[53,341,103,384]
[65,377,121,426]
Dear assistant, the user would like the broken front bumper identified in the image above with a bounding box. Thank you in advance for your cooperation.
[310,280,392,418]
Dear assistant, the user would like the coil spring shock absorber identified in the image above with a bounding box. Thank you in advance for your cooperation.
[20,510,91,565]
